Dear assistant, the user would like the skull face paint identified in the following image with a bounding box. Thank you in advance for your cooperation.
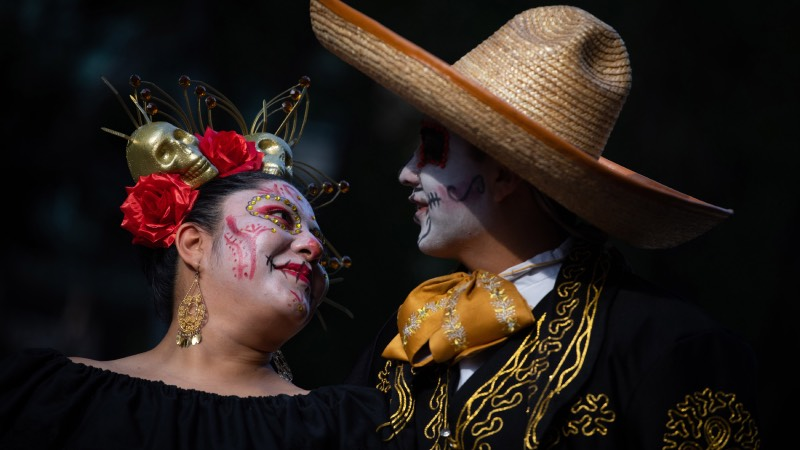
[398,122,492,260]
[217,180,327,325]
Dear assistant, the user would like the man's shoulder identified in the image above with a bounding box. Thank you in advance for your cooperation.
[604,270,749,354]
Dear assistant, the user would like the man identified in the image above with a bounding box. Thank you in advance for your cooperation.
[310,1,761,448]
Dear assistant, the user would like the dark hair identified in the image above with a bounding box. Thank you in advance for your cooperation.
[137,171,287,322]
[464,141,488,163]
[531,189,607,244]
[467,139,606,245]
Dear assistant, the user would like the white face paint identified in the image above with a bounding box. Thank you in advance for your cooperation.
[397,123,496,260]
[206,180,327,346]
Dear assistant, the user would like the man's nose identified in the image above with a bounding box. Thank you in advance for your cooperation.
[398,156,420,186]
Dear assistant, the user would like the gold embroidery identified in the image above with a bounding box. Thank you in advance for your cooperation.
[436,245,609,449]
[445,322,545,448]
[663,388,760,449]
[376,359,393,393]
[385,243,608,449]
[561,393,616,437]
[377,361,416,441]
[387,271,535,365]
[539,393,616,449]
[401,285,462,345]
[442,302,467,352]
[479,271,523,333]
[440,273,519,353]
[524,245,609,449]
[423,370,451,447]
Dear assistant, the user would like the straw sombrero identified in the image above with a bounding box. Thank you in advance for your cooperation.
[309,0,733,249]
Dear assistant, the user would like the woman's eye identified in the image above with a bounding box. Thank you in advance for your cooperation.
[274,210,293,223]
[259,207,293,225]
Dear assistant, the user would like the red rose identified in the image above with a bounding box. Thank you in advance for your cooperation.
[120,173,199,248]
[197,128,263,177]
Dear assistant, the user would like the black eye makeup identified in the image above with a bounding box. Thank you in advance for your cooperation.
[417,121,450,169]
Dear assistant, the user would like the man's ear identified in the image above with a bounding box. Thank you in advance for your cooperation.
[492,165,523,202]
[174,222,206,269]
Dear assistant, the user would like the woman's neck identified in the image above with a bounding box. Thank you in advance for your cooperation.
[70,335,308,397]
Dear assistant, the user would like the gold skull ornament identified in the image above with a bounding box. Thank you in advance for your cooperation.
[247,133,294,179]
[126,122,219,188]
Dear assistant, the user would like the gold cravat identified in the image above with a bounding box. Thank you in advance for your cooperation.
[382,270,535,367]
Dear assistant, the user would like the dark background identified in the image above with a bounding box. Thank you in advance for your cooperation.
[2,0,794,446]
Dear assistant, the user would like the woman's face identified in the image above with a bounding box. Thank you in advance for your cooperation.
[202,179,328,346]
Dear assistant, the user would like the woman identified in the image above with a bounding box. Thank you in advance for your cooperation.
[0,75,391,449]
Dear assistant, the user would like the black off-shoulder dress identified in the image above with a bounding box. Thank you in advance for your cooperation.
[0,348,391,450]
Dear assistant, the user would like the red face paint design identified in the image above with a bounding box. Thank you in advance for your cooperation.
[272,261,313,285]
[288,290,307,314]
[399,129,493,259]
[222,185,315,280]
[214,181,327,323]
[224,217,272,279]
[260,182,305,204]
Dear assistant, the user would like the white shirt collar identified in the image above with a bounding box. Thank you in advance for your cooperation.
[499,238,573,310]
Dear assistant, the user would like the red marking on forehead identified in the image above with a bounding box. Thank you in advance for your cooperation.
[258,182,302,200]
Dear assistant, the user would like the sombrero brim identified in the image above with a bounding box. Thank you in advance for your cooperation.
[310,0,733,249]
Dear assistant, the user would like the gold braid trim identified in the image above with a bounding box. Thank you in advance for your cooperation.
[423,370,451,448]
[523,244,609,449]
[376,359,393,393]
[382,242,610,449]
[377,361,415,441]
[453,325,545,447]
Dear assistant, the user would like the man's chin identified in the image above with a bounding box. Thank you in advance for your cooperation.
[417,240,450,259]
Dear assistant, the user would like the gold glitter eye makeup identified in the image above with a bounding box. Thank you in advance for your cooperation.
[246,194,302,234]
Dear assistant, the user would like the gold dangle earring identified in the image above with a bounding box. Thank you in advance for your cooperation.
[176,269,207,347]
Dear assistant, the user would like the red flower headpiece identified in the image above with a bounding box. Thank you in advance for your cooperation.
[105,74,356,324]
[119,128,263,248]
[197,128,262,178]
[104,74,350,274]
[120,173,198,248]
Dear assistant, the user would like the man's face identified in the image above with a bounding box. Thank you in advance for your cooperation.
[398,121,494,260]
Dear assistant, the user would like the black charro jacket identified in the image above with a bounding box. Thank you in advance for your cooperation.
[348,241,761,449]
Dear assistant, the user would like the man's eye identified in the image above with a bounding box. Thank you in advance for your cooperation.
[418,123,449,168]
